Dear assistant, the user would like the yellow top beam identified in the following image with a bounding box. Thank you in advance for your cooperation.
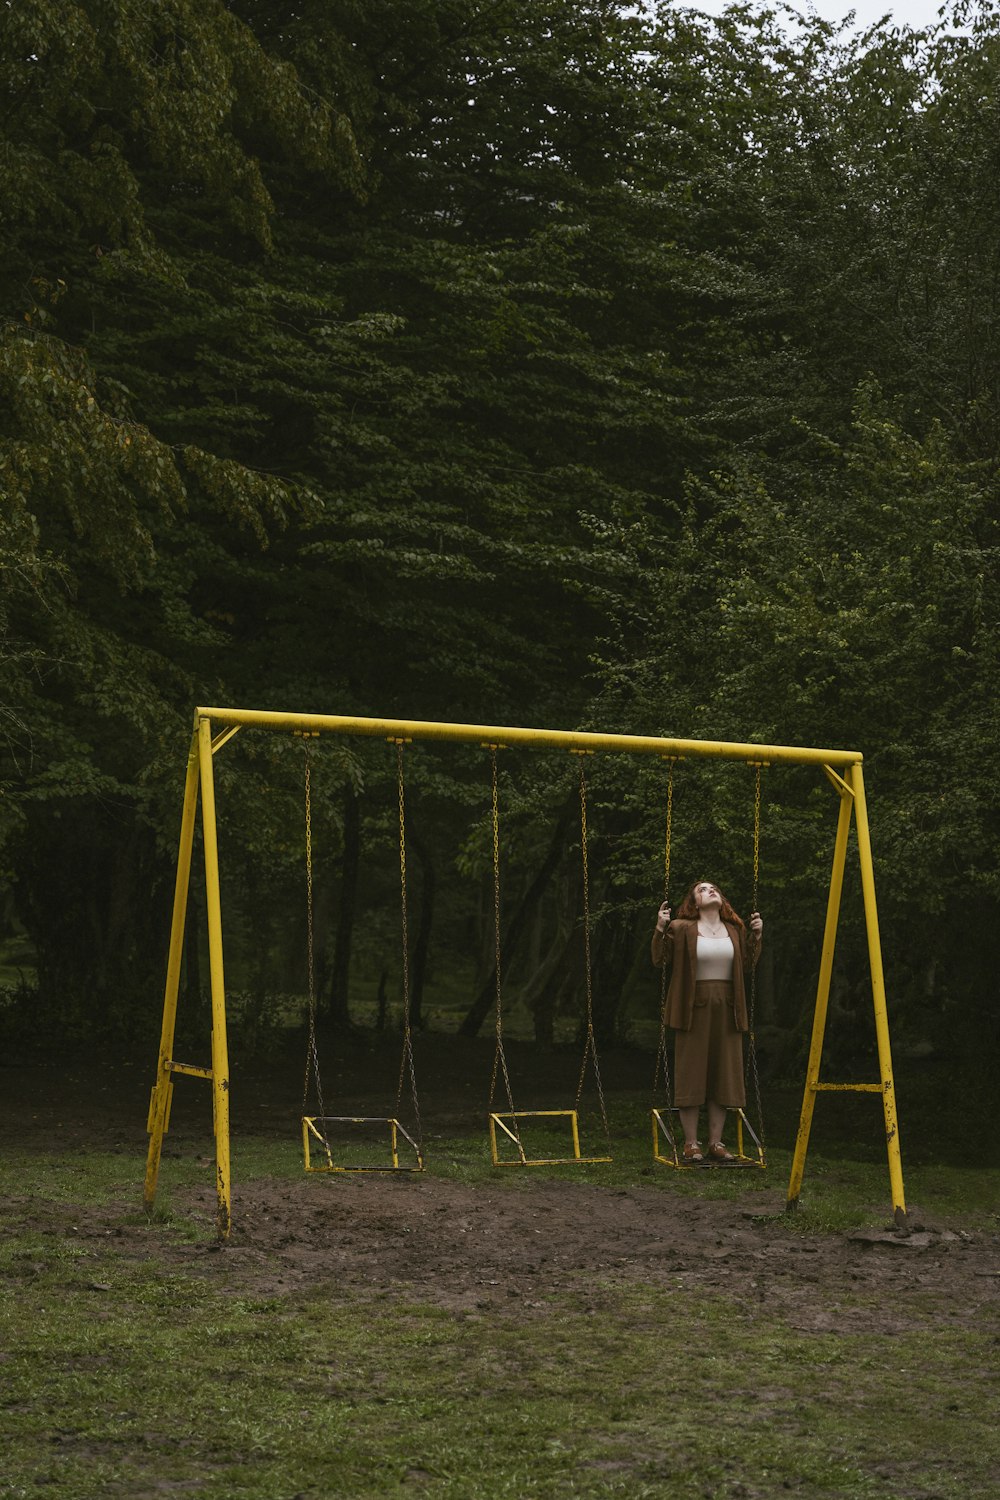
[195,708,862,769]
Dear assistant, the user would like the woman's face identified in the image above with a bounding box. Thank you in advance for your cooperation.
[693,881,723,911]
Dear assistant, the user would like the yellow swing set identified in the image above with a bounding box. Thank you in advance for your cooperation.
[143,707,907,1238]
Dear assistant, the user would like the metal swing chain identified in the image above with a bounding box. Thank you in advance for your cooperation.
[486,749,524,1157]
[653,760,675,1107]
[301,741,325,1123]
[746,764,766,1157]
[574,760,611,1146]
[394,741,422,1145]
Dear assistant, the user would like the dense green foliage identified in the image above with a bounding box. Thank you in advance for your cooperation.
[2,1,998,1079]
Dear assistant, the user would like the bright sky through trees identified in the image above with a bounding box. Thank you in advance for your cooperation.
[688,0,955,29]
[814,0,951,25]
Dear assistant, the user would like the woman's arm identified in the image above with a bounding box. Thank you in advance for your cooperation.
[651,901,673,967]
[746,912,763,967]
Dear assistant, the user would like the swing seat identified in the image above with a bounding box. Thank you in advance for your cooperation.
[651,1107,765,1170]
[302,1115,424,1173]
[489,1109,613,1167]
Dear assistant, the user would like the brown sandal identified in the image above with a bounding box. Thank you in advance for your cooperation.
[706,1141,736,1162]
[682,1141,704,1163]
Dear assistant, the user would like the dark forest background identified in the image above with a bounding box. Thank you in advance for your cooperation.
[2,0,998,1098]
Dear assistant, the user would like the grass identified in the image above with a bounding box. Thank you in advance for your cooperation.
[2,1068,999,1499]
[2,1234,998,1500]
[11,1096,994,1232]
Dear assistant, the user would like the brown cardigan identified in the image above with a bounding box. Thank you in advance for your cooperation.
[650,918,760,1033]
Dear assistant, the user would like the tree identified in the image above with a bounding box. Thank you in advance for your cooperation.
[0,0,361,1031]
[584,381,1000,1065]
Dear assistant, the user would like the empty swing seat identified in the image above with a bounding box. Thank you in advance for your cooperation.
[302,1115,423,1173]
[489,1109,612,1167]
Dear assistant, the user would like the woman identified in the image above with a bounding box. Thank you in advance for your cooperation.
[651,880,763,1163]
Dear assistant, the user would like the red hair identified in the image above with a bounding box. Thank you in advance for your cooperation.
[674,881,745,930]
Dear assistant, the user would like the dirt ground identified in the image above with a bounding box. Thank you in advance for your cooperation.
[3,1032,999,1340]
[167,1177,1000,1343]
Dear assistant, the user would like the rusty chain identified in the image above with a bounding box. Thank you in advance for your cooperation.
[574,759,611,1148]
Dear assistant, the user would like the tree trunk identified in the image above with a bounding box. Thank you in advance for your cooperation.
[408,829,435,1029]
[458,796,575,1038]
[326,784,361,1029]
[587,907,635,1049]
[12,802,170,1041]
[515,882,577,1044]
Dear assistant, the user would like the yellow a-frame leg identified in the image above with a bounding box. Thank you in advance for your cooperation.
[144,730,200,1218]
[144,717,234,1238]
[787,763,906,1227]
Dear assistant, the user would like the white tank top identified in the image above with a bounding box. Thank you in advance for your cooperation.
[696,930,735,982]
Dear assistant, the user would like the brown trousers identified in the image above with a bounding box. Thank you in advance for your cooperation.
[673,980,746,1108]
